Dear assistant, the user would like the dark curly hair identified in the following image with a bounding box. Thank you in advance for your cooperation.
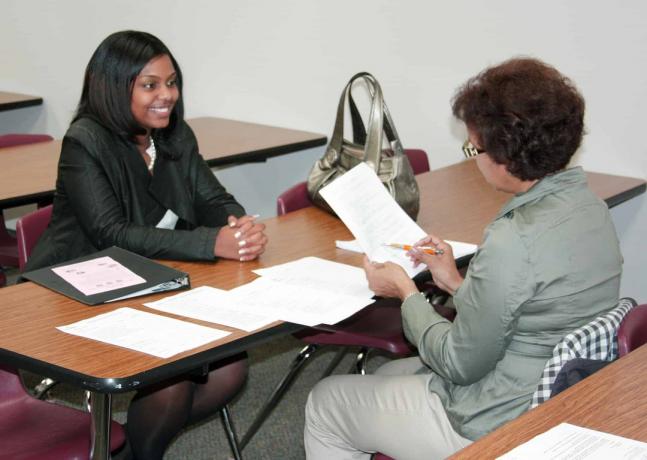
[452,58,585,181]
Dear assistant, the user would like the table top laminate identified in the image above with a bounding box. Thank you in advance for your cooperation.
[0,91,43,111]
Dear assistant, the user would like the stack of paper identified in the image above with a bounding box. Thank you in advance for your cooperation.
[144,256,375,330]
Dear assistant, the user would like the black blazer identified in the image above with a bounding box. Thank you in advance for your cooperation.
[26,117,245,271]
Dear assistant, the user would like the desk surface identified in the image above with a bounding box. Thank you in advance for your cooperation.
[450,343,647,459]
[0,91,43,112]
[0,117,326,207]
[0,161,644,394]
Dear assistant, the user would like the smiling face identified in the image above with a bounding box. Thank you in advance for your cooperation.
[130,54,179,134]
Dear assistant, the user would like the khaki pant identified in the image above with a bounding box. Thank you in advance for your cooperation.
[304,357,471,460]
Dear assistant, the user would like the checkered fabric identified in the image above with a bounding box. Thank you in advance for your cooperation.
[530,297,637,408]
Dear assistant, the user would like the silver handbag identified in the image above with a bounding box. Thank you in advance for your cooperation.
[307,72,420,219]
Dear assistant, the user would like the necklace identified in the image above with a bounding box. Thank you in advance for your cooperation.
[145,137,156,171]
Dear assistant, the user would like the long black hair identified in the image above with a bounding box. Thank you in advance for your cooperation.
[74,30,184,141]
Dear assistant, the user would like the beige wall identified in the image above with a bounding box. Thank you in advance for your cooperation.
[1,0,645,298]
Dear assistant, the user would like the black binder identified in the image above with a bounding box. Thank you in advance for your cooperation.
[22,246,190,305]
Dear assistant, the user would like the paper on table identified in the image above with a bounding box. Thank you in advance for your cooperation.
[52,256,145,296]
[253,256,374,300]
[57,307,229,358]
[227,277,371,326]
[497,423,647,460]
[144,285,277,332]
[336,239,477,260]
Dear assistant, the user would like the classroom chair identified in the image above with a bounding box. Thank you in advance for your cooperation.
[0,363,126,460]
[0,133,54,269]
[241,150,434,449]
[15,204,245,460]
[618,303,647,357]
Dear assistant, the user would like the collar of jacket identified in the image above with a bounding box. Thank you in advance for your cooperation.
[496,166,587,220]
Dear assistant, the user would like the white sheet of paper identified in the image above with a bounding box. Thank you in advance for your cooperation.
[336,238,477,260]
[253,256,374,300]
[227,277,371,326]
[497,423,647,460]
[319,163,427,277]
[52,256,145,296]
[144,285,276,332]
[57,307,229,358]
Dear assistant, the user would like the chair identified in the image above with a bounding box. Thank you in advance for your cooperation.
[16,204,53,271]
[618,303,647,357]
[0,363,125,459]
[242,151,434,448]
[15,204,244,460]
[0,133,54,268]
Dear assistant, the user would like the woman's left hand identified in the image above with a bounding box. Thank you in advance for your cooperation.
[362,256,418,300]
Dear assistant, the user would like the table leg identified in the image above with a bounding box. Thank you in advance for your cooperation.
[89,391,113,460]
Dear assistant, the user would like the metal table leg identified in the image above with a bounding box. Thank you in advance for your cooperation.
[89,391,113,460]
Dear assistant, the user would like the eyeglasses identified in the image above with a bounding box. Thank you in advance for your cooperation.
[462,140,486,158]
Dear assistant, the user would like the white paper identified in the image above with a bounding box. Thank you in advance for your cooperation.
[320,163,477,277]
[227,277,371,326]
[336,238,477,260]
[253,256,375,300]
[57,307,230,358]
[497,423,647,460]
[144,285,276,332]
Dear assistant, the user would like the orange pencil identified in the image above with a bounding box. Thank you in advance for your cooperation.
[386,243,444,255]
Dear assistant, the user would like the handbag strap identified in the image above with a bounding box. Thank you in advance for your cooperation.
[330,72,402,170]
[348,76,403,157]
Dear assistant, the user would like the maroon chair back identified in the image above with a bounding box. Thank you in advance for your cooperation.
[16,204,53,272]
[0,364,125,460]
[277,181,311,215]
[0,133,53,148]
[618,304,647,357]
[404,149,430,175]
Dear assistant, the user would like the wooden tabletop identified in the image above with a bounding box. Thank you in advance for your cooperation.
[188,117,327,166]
[0,117,326,207]
[450,343,647,459]
[0,161,643,394]
[0,91,43,111]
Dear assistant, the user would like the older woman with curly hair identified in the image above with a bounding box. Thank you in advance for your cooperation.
[304,58,623,459]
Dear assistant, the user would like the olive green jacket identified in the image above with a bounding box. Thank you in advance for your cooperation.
[402,167,622,440]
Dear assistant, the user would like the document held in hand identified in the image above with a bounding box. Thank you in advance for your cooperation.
[319,162,429,277]
[22,246,190,305]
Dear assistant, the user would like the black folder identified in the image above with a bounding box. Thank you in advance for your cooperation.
[22,246,190,305]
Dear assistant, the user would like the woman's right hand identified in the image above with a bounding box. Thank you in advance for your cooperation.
[408,234,464,295]
[214,215,268,261]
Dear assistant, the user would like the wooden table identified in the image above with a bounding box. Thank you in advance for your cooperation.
[0,91,43,111]
[0,117,326,207]
[0,161,643,458]
[450,343,647,459]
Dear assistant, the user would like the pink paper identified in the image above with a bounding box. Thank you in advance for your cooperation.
[52,256,146,296]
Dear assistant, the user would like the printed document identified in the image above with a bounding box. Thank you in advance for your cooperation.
[497,423,647,460]
[319,163,427,277]
[144,285,276,332]
[52,256,145,296]
[227,277,371,326]
[57,307,229,358]
[253,256,374,300]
